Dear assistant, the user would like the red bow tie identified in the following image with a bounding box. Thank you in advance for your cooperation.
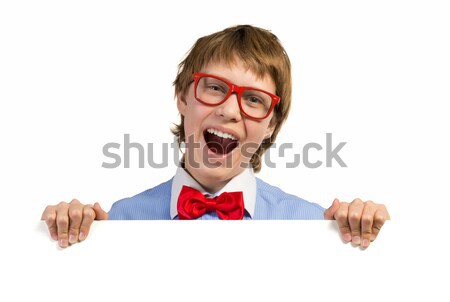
[177,185,245,220]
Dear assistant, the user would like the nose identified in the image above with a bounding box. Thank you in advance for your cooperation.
[215,93,242,122]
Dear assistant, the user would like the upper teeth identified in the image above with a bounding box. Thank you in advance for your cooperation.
[206,128,237,140]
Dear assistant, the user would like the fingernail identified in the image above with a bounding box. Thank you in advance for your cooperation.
[343,234,352,242]
[362,239,370,248]
[352,236,361,245]
[79,232,85,241]
[59,239,68,248]
[69,234,76,244]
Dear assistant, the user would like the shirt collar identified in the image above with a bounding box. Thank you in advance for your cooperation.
[170,166,257,219]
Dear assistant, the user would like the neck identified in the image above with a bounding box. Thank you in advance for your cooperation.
[183,164,229,194]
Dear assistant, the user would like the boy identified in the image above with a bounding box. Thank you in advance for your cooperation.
[41,25,389,249]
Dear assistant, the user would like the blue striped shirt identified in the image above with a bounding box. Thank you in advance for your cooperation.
[108,177,325,220]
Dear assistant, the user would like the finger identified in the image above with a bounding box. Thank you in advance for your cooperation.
[68,199,84,244]
[334,202,351,242]
[324,198,341,220]
[348,198,364,245]
[360,201,377,248]
[55,202,70,248]
[371,205,389,242]
[93,202,109,221]
[42,206,58,241]
[79,205,96,241]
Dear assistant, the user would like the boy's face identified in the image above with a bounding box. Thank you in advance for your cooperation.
[177,59,277,192]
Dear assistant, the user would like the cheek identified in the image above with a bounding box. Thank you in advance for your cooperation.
[240,121,271,158]
[183,101,210,136]
[244,120,271,142]
[183,112,198,140]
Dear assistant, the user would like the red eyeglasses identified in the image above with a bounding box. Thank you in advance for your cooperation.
[193,72,280,120]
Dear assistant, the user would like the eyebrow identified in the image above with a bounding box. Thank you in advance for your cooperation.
[201,72,276,94]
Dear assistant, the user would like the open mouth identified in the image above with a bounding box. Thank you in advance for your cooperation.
[203,128,239,155]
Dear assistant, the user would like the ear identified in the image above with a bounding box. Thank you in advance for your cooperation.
[177,93,187,116]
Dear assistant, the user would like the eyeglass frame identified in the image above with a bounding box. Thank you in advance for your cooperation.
[192,72,281,120]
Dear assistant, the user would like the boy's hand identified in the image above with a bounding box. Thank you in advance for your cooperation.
[324,198,390,248]
[41,200,108,248]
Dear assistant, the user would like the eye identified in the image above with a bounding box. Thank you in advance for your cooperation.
[248,96,263,104]
[207,84,226,93]
[243,95,264,106]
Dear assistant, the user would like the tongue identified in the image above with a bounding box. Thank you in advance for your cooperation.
[204,131,238,155]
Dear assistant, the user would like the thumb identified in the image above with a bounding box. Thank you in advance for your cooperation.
[93,202,108,220]
[324,198,340,220]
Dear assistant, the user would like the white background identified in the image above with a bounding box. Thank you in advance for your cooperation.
[1,0,449,219]
[1,0,449,301]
